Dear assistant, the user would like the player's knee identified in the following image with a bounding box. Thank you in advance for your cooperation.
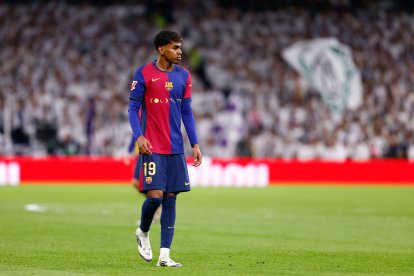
[162,195,176,210]
[146,189,163,198]
[147,197,162,206]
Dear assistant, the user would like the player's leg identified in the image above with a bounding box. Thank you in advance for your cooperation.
[139,190,163,232]
[157,154,190,267]
[157,192,180,267]
[136,190,162,262]
[136,190,162,225]
[136,154,167,262]
[133,158,161,225]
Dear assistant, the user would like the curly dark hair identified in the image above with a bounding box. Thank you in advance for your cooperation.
[154,30,183,50]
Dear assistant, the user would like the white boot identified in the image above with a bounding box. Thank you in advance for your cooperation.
[135,228,152,262]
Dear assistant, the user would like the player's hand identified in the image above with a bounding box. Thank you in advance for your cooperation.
[192,144,202,167]
[136,136,152,155]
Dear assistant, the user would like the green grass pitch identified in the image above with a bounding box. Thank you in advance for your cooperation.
[0,185,413,275]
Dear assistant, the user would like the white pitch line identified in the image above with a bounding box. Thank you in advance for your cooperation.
[24,203,46,212]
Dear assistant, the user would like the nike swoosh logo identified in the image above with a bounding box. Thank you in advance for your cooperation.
[185,182,190,186]
[152,78,160,82]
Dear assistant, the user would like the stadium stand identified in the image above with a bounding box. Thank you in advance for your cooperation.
[1,0,413,160]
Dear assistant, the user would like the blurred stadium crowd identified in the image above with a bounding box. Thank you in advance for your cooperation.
[1,0,413,160]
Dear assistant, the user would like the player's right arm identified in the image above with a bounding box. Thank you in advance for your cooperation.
[128,68,152,155]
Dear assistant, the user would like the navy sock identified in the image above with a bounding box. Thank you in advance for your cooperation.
[160,196,176,248]
[140,197,162,232]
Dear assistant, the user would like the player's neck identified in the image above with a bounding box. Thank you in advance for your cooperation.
[156,58,174,72]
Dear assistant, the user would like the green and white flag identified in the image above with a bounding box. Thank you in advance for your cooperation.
[282,38,362,112]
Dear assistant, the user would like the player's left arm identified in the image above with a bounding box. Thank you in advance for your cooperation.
[181,72,202,167]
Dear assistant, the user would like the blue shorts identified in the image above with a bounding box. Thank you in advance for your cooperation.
[135,153,190,194]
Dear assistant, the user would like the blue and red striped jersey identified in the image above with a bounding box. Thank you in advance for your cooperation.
[129,61,197,154]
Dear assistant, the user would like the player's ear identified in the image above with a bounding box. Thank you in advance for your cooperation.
[158,46,164,55]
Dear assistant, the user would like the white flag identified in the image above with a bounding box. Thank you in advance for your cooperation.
[282,38,362,112]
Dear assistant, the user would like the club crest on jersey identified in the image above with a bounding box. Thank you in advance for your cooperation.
[146,176,152,184]
[165,82,173,92]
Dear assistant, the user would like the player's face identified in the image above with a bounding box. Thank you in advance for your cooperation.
[161,41,182,64]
